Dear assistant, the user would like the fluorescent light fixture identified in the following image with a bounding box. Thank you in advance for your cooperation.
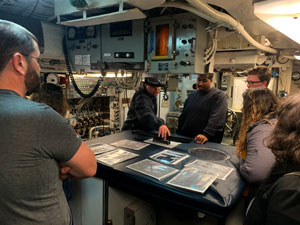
[254,0,300,44]
[87,73,103,77]
[72,71,133,78]
[72,74,87,78]
[105,71,133,78]
[73,73,103,77]
[118,72,132,77]
[105,72,116,78]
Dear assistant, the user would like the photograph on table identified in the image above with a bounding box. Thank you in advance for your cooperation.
[167,167,217,194]
[95,149,138,166]
[150,149,190,165]
[144,138,181,149]
[127,159,179,181]
[185,159,233,180]
[89,144,117,155]
[111,139,149,150]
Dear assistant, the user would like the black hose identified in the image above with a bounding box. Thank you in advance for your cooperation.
[62,36,101,98]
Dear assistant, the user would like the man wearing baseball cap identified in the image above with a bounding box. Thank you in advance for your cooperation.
[122,77,170,140]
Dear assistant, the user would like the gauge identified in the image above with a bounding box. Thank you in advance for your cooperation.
[292,72,300,81]
[45,73,59,85]
[67,27,76,40]
[85,26,96,38]
[69,117,78,128]
[276,55,289,64]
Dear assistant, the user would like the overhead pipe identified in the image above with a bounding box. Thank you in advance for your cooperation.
[162,0,278,54]
[161,1,221,25]
[186,0,277,54]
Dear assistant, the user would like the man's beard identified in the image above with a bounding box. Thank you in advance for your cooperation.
[25,64,40,96]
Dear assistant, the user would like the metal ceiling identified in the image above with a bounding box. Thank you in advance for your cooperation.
[0,0,299,50]
[0,0,54,21]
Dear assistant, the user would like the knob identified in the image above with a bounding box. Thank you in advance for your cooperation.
[172,50,179,56]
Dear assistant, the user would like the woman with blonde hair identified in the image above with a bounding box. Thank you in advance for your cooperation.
[244,92,300,225]
[236,87,280,195]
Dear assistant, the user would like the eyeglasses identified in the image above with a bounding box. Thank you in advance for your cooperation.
[245,80,263,85]
[21,53,41,64]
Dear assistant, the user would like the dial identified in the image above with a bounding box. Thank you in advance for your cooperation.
[276,55,289,64]
[292,72,300,81]
[45,73,59,85]
[67,27,76,40]
[69,117,78,128]
[85,26,96,38]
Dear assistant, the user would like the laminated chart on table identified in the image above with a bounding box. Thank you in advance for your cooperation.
[150,149,189,165]
[89,143,117,155]
[127,159,179,181]
[95,148,138,166]
[111,139,149,150]
[167,167,218,194]
[185,159,234,180]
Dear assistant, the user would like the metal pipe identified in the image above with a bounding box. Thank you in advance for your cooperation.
[161,1,221,24]
[186,0,277,54]
[89,125,110,140]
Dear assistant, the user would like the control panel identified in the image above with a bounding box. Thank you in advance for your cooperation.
[101,20,145,63]
[65,25,102,73]
[147,13,208,74]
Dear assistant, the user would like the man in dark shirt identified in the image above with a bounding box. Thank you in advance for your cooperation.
[122,77,170,140]
[177,73,228,144]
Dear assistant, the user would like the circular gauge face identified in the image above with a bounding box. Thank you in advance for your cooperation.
[276,55,289,64]
[67,27,76,40]
[85,26,95,38]
[292,72,300,81]
[69,117,78,128]
[46,73,59,85]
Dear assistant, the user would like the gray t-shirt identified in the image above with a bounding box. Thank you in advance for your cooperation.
[0,90,82,225]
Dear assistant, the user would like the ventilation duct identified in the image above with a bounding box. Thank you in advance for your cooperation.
[214,50,268,71]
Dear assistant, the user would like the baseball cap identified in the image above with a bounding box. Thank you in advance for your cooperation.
[144,77,165,87]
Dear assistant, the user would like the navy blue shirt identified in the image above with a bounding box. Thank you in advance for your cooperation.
[177,88,227,143]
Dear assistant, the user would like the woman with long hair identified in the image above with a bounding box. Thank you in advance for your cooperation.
[31,83,69,118]
[244,92,300,225]
[236,87,280,191]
